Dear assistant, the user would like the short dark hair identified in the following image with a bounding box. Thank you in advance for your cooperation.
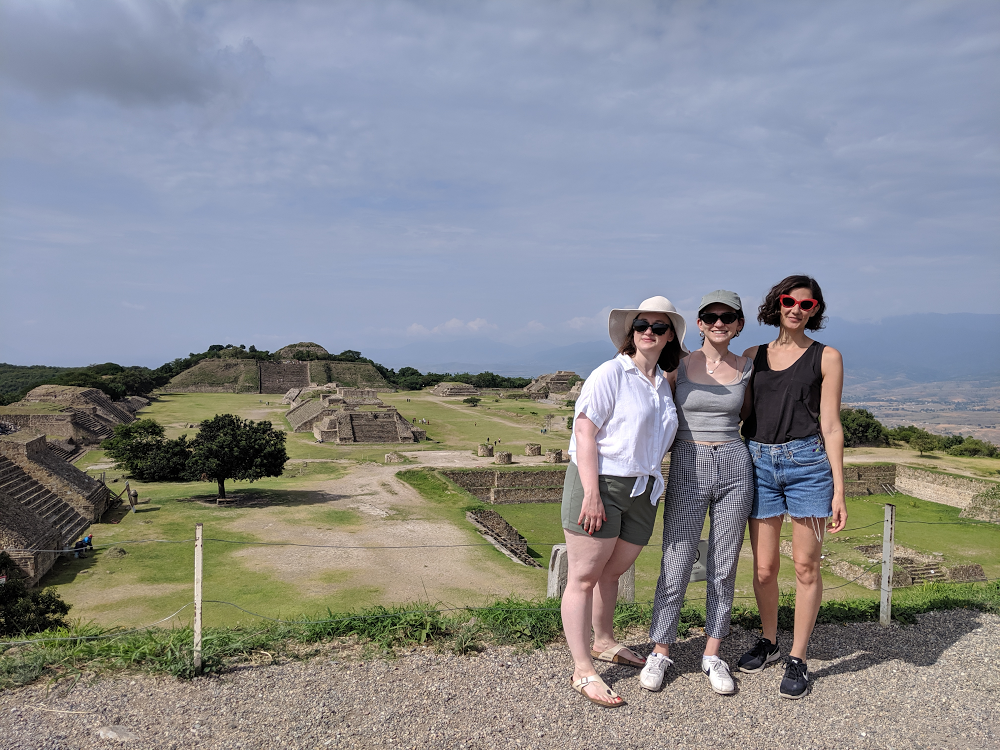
[618,317,683,372]
[758,275,827,330]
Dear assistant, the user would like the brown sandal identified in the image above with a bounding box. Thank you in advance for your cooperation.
[591,644,645,668]
[571,674,625,707]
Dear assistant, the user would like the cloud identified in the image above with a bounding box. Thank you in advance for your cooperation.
[567,308,613,335]
[0,0,266,107]
[406,318,499,338]
[121,301,145,311]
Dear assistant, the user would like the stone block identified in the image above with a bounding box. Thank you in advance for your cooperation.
[495,451,512,465]
[525,443,542,456]
[545,449,563,463]
[478,444,494,457]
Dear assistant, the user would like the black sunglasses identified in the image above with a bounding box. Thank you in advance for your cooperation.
[699,311,740,325]
[632,318,673,335]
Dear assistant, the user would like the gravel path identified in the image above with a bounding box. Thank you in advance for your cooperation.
[2,610,997,750]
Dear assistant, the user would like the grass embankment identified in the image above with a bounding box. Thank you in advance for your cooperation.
[3,582,997,690]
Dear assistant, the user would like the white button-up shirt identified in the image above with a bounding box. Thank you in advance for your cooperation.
[568,354,679,505]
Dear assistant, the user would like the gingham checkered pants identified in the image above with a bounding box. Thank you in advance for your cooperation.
[649,440,754,643]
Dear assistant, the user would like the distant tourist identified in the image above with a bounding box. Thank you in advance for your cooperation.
[561,296,686,707]
[737,275,847,699]
[643,290,754,696]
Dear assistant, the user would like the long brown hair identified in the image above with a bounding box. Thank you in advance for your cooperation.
[617,317,683,372]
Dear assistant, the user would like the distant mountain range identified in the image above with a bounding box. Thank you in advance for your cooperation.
[365,313,1000,387]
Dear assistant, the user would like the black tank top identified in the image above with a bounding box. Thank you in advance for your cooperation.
[741,341,825,444]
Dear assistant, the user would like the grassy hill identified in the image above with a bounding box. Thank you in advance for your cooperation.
[308,361,389,388]
[164,359,261,393]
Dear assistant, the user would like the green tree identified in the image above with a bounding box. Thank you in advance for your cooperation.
[0,552,71,636]
[463,396,481,407]
[188,415,288,499]
[840,408,888,447]
[947,437,998,458]
[909,433,938,456]
[102,419,191,481]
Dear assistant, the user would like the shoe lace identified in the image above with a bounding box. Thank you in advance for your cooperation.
[708,659,730,678]
[646,653,671,673]
[784,658,807,682]
[750,638,772,659]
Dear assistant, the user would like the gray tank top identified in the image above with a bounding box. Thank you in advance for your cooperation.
[674,355,753,442]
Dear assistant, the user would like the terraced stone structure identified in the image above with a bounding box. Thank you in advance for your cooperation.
[431,382,479,397]
[0,385,139,448]
[312,409,425,444]
[525,371,580,396]
[466,509,541,567]
[0,434,113,584]
[441,468,566,504]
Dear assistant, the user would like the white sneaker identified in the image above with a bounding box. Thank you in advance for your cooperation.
[639,652,673,691]
[702,655,736,695]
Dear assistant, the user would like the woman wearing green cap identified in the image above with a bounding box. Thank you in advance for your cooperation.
[641,290,754,696]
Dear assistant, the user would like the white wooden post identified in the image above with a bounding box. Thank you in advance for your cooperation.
[880,504,895,627]
[547,544,634,602]
[617,563,635,603]
[194,523,204,674]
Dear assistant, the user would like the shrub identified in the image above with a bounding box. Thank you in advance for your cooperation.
[0,553,70,637]
[102,420,192,481]
[947,437,998,458]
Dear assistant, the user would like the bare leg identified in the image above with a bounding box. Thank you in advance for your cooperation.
[592,538,644,662]
[790,517,825,660]
[561,530,622,705]
[749,516,783,643]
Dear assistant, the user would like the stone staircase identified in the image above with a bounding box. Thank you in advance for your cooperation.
[0,455,90,545]
[906,563,948,585]
[69,409,115,440]
[46,442,73,461]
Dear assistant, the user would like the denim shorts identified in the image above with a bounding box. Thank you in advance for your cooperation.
[748,435,834,520]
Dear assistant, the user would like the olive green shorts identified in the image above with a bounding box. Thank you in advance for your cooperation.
[561,461,657,546]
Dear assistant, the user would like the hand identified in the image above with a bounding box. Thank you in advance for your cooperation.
[827,494,847,533]
[578,493,607,535]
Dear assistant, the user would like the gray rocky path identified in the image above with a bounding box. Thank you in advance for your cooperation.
[2,609,997,750]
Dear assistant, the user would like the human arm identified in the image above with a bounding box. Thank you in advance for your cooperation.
[820,346,847,533]
[739,347,759,423]
[573,413,605,534]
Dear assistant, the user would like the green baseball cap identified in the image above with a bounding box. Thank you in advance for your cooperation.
[698,289,743,314]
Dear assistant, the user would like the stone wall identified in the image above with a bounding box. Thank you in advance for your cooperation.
[0,413,84,441]
[441,468,566,504]
[466,509,540,567]
[260,361,310,394]
[0,436,112,521]
[895,465,996,510]
[843,464,897,497]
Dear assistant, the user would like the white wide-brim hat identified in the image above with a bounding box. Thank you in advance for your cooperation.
[608,296,689,353]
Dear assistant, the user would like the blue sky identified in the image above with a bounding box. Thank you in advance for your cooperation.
[2,0,998,368]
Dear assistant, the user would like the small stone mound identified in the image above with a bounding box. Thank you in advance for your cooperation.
[545,449,563,463]
[478,444,494,457]
[524,443,541,456]
[947,564,987,582]
[495,451,512,465]
[104,546,127,559]
[385,452,406,463]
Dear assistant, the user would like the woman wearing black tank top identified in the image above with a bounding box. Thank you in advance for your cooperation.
[736,275,847,700]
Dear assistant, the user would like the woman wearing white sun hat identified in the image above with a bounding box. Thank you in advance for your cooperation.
[561,295,687,708]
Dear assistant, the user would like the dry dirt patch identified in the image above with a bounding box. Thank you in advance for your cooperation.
[223,464,540,604]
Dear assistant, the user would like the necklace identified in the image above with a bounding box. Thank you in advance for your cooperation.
[703,351,728,374]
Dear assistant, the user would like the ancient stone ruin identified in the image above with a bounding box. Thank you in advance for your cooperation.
[431,382,480,397]
[545,449,563,463]
[466,509,541,567]
[313,410,425,444]
[441,468,566,504]
[477,444,494,457]
[0,434,113,585]
[524,371,580,396]
[495,451,512,465]
[524,443,541,456]
[0,385,143,452]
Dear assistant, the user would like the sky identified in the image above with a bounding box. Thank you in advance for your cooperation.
[1,0,998,368]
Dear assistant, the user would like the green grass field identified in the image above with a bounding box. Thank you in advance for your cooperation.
[33,391,999,636]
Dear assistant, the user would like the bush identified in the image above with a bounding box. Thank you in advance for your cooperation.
[462,397,481,407]
[0,553,70,637]
[947,437,998,458]
[840,408,888,447]
[909,433,938,456]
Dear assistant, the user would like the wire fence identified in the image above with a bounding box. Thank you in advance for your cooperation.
[2,513,997,651]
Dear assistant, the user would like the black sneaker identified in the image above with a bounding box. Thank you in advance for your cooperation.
[737,638,780,674]
[779,656,810,699]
